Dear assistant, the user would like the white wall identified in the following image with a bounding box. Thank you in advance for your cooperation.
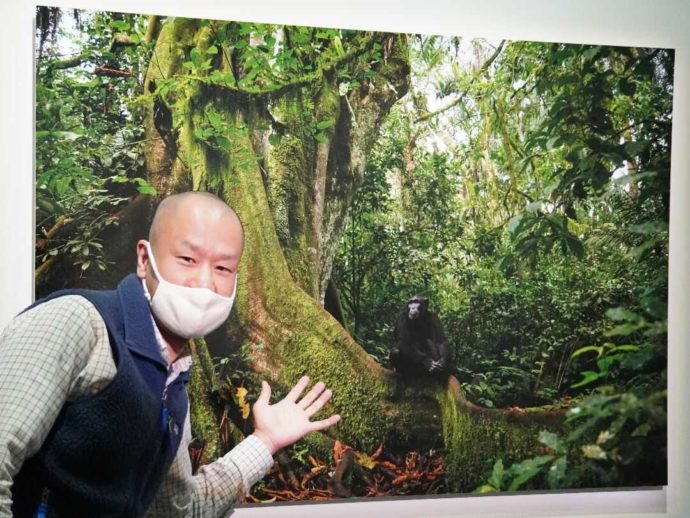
[1,1,688,516]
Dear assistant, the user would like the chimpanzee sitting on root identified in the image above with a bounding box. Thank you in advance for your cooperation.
[390,295,451,377]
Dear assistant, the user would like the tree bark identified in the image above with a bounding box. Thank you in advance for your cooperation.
[135,18,562,491]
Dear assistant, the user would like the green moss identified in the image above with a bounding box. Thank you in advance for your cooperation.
[437,388,543,492]
[301,430,336,461]
[267,135,309,238]
[314,80,341,130]
[189,339,221,463]
[152,18,199,81]
[269,303,391,450]
[148,21,407,458]
[266,125,314,293]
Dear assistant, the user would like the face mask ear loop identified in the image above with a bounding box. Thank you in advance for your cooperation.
[145,241,164,284]
[230,273,238,299]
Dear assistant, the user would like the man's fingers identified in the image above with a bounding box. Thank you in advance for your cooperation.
[304,388,333,418]
[309,414,341,432]
[285,375,310,402]
[298,381,326,409]
[256,380,271,407]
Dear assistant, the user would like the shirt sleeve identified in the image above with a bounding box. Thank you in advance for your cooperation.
[0,296,113,517]
[145,410,274,518]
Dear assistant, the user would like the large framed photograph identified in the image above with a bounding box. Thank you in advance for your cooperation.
[32,2,671,506]
[1,1,688,517]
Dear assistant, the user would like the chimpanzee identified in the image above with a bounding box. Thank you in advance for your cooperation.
[390,296,452,377]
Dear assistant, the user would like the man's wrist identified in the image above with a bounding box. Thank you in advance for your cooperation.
[251,430,277,455]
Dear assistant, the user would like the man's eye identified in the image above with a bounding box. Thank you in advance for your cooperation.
[216,265,231,273]
[179,256,195,263]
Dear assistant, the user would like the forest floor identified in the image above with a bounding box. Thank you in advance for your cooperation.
[244,441,447,503]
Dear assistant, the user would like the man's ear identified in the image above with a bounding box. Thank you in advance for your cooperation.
[135,240,149,279]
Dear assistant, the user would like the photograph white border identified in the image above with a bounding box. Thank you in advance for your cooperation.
[1,1,687,516]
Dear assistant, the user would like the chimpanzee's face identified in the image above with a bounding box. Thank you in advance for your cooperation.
[407,298,424,320]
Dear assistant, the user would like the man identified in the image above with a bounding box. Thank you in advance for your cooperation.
[0,191,340,517]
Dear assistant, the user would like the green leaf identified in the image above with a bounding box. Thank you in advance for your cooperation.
[571,345,603,359]
[604,323,641,337]
[474,484,499,494]
[207,110,223,128]
[628,220,667,235]
[582,46,601,61]
[629,239,658,258]
[623,140,648,158]
[546,456,567,488]
[215,136,232,152]
[111,20,130,31]
[507,456,553,491]
[487,459,505,489]
[566,235,585,259]
[137,185,157,195]
[507,215,522,234]
[571,370,604,388]
[316,119,335,130]
[268,133,281,146]
[206,45,219,55]
[641,296,667,319]
[36,130,80,140]
[315,133,329,143]
[525,201,542,213]
[606,307,641,322]
[539,431,566,455]
[546,135,561,150]
[632,423,652,437]
[581,444,606,460]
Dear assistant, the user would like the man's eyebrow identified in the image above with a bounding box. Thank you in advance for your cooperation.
[181,239,240,261]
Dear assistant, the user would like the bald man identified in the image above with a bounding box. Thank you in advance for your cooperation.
[0,192,339,517]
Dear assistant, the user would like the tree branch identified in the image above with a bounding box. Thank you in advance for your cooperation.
[36,215,72,252]
[35,256,55,281]
[94,66,132,77]
[186,32,384,100]
[44,52,90,71]
[415,40,505,124]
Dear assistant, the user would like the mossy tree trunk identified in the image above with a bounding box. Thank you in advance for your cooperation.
[137,18,561,490]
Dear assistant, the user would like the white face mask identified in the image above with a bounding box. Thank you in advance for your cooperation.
[143,242,237,339]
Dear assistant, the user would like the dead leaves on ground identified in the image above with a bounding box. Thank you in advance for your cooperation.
[245,441,445,503]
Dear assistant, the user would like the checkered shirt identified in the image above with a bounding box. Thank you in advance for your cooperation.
[0,295,273,518]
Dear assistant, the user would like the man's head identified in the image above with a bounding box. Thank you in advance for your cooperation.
[136,192,244,345]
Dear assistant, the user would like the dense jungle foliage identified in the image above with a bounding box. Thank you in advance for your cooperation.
[332,37,670,489]
[35,8,670,494]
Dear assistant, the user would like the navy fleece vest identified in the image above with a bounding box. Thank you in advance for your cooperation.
[11,274,190,517]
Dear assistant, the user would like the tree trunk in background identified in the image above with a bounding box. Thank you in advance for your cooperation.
[134,18,562,490]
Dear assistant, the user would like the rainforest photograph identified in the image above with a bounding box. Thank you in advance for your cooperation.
[34,6,671,504]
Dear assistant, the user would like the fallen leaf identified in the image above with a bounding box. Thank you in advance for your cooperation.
[236,387,250,419]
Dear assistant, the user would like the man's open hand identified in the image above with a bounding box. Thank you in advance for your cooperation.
[251,376,341,455]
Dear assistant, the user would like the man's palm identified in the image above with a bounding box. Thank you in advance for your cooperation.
[252,376,340,454]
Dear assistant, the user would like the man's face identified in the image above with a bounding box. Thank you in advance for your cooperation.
[136,199,243,299]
